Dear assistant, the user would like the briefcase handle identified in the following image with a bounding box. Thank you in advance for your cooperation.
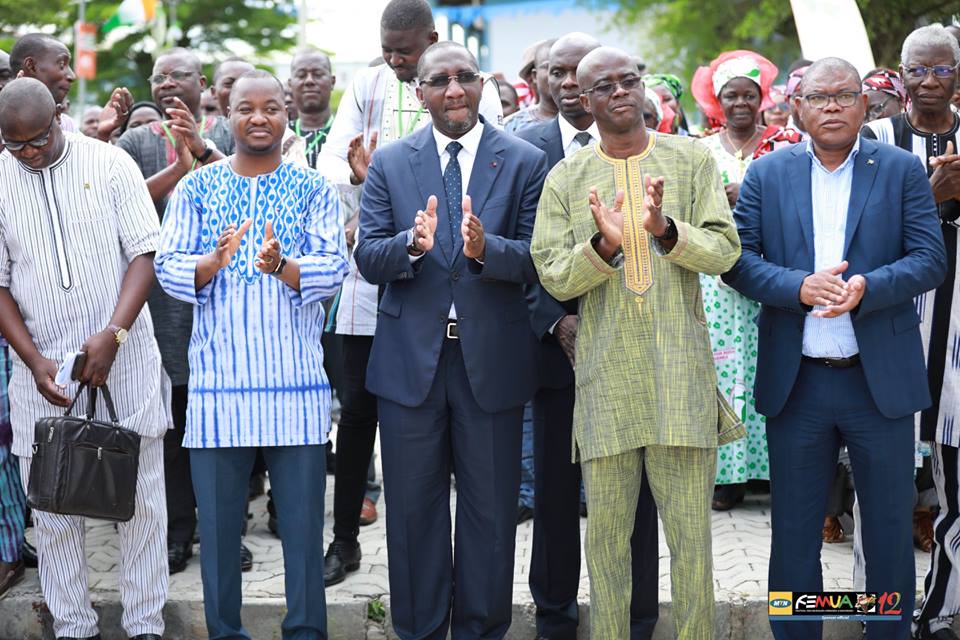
[64,383,120,425]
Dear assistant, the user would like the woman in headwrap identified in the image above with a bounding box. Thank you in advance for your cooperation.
[861,68,907,122]
[646,73,690,135]
[760,84,790,127]
[691,50,778,511]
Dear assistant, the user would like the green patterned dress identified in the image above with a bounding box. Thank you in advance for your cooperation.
[698,133,769,484]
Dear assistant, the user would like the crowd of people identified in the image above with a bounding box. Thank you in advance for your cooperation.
[0,2,959,639]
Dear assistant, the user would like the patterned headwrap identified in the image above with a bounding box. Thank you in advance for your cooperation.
[644,87,664,125]
[786,66,810,98]
[862,68,907,103]
[645,73,684,100]
[691,50,779,123]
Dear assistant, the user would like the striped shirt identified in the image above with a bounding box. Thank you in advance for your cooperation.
[801,138,861,358]
[155,159,349,448]
[0,133,169,458]
[865,113,960,445]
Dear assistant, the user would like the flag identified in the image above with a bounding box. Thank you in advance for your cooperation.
[102,0,158,33]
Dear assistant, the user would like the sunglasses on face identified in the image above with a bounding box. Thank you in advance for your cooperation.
[802,91,861,109]
[419,71,481,89]
[148,70,197,85]
[903,64,958,79]
[3,116,55,151]
[582,75,643,98]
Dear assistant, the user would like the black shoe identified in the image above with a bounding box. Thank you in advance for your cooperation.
[130,635,163,640]
[240,543,253,572]
[167,541,193,575]
[266,492,279,537]
[325,441,336,475]
[517,505,534,525]
[324,539,361,586]
[21,540,38,568]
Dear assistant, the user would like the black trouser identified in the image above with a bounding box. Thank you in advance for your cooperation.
[332,335,379,543]
[164,384,196,545]
[530,382,659,640]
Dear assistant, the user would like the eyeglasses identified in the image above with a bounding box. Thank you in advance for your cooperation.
[148,70,197,85]
[582,75,643,98]
[867,95,899,118]
[420,71,481,89]
[3,116,55,151]
[903,64,958,79]
[802,91,861,109]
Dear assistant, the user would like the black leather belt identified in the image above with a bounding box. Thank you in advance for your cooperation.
[445,321,459,340]
[802,354,860,368]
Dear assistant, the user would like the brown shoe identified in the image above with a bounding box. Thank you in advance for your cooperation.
[0,560,25,598]
[822,516,844,543]
[914,506,936,553]
[359,498,378,526]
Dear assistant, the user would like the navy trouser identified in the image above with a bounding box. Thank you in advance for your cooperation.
[191,445,327,640]
[767,360,914,640]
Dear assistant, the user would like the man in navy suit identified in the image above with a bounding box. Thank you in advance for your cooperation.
[516,32,659,640]
[723,57,947,640]
[354,41,547,640]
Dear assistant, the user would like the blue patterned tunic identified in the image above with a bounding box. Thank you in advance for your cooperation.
[155,160,349,448]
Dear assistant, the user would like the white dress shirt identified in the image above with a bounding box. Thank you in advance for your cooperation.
[801,138,861,358]
[557,115,600,158]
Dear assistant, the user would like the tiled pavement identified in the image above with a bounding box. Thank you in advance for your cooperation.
[0,439,936,639]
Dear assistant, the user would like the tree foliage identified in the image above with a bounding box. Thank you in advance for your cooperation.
[0,0,299,107]
[608,0,959,88]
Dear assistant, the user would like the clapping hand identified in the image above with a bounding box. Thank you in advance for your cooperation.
[410,195,438,254]
[812,274,867,318]
[460,195,485,260]
[588,187,624,260]
[98,87,134,140]
[348,131,378,184]
[641,175,668,237]
[255,221,282,273]
[164,97,207,158]
[212,219,253,269]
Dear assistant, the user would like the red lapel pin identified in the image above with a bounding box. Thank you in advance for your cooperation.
[491,161,497,168]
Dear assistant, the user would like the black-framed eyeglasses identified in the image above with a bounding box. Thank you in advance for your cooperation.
[867,95,898,118]
[903,64,958,79]
[802,91,861,109]
[148,70,197,85]
[3,116,55,151]
[582,75,643,98]
[419,71,481,89]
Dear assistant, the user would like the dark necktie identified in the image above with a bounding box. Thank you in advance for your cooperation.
[443,141,463,251]
[574,131,593,149]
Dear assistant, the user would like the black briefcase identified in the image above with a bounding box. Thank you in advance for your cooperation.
[27,383,141,522]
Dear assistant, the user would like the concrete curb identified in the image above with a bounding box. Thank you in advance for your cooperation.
[0,589,877,640]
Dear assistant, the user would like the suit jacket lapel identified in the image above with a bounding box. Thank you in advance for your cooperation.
[843,139,879,256]
[543,119,564,167]
[458,125,505,255]
[408,125,452,264]
[788,144,815,268]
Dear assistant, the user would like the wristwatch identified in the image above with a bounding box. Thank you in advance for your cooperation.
[273,255,288,275]
[654,216,678,242]
[193,141,214,164]
[407,228,424,256]
[107,324,128,346]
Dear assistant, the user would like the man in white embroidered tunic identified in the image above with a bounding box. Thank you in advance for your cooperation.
[0,78,169,640]
[155,71,348,640]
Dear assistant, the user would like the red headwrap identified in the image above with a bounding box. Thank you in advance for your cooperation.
[691,50,779,123]
[862,68,907,103]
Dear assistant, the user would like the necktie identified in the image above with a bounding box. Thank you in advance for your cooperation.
[443,141,463,251]
[574,131,593,149]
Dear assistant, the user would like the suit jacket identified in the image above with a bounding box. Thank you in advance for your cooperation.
[354,121,548,413]
[722,136,947,419]
[517,118,578,389]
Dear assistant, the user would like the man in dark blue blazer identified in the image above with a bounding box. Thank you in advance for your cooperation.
[354,41,547,640]
[723,58,947,640]
[515,32,659,640]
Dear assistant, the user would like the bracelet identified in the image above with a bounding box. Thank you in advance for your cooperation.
[273,255,287,275]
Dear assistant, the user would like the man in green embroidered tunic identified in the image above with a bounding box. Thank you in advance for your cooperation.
[531,46,743,640]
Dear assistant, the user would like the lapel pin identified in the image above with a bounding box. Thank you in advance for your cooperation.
[867,159,874,165]
[83,182,90,189]
[490,161,497,168]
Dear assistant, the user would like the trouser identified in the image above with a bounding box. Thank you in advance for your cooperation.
[379,338,523,640]
[530,383,659,640]
[191,445,327,640]
[917,443,960,634]
[519,403,535,510]
[332,335,380,543]
[766,360,914,640]
[582,445,715,640]
[0,440,24,563]
[18,435,167,638]
[164,384,196,545]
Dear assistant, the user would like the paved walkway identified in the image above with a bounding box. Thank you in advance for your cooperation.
[1,435,935,639]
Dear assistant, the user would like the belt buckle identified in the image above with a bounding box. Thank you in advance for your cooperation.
[446,322,459,339]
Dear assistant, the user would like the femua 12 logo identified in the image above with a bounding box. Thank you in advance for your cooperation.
[768,591,903,620]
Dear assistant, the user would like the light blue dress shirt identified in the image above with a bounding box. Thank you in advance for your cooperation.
[801,138,861,358]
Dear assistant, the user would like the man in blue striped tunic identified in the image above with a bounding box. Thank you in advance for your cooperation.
[0,77,170,640]
[156,70,348,640]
